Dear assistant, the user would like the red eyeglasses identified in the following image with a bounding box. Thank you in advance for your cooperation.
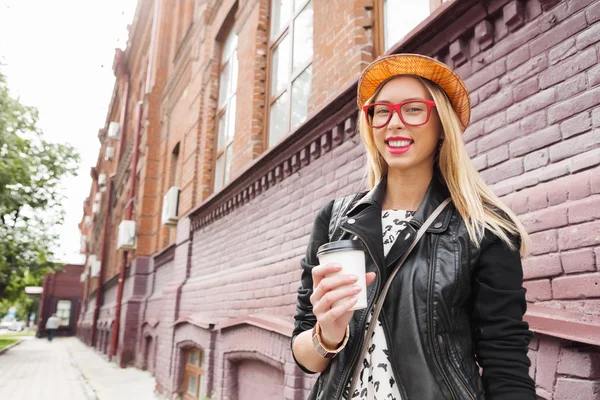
[363,100,436,128]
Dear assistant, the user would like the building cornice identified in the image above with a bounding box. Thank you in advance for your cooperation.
[153,243,176,269]
[188,80,358,231]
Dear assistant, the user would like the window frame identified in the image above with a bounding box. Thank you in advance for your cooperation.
[172,143,181,188]
[265,0,314,149]
[169,143,180,243]
[213,27,238,193]
[373,0,447,56]
[182,348,204,400]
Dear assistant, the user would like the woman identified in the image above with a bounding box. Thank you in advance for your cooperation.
[291,54,535,400]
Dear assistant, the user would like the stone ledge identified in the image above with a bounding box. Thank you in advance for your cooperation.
[214,314,294,338]
[525,303,600,346]
[142,318,159,328]
[173,312,214,330]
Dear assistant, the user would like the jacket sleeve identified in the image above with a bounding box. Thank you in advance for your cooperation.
[470,231,536,400]
[290,199,334,374]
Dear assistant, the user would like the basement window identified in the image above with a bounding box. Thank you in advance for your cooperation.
[183,348,204,399]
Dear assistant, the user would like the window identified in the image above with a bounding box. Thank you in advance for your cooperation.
[56,300,71,326]
[268,0,313,148]
[183,348,204,400]
[172,143,180,187]
[214,29,238,193]
[169,144,180,243]
[375,0,447,55]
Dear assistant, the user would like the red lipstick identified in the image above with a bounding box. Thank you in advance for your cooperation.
[385,136,414,155]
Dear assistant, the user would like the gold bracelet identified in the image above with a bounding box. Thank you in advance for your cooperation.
[311,322,350,359]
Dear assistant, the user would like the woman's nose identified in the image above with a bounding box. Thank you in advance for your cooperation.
[387,110,405,129]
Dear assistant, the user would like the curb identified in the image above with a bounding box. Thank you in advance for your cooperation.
[0,339,23,355]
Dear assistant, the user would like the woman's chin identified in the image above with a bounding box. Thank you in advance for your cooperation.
[384,157,414,170]
[384,155,436,174]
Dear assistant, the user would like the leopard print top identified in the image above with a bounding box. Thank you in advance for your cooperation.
[344,209,415,400]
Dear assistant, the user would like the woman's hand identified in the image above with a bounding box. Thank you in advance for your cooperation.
[310,263,376,348]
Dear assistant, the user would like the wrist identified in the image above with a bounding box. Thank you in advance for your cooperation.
[312,322,350,359]
[320,330,344,349]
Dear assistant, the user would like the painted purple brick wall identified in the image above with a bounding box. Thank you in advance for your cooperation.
[77,0,600,399]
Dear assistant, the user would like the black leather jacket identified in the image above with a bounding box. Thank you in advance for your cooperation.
[292,174,535,400]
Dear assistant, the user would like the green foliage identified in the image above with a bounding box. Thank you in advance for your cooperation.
[0,338,18,350]
[0,65,79,305]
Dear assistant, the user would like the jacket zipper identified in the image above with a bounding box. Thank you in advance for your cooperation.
[333,226,384,400]
[442,335,476,400]
[427,234,458,399]
[427,234,476,400]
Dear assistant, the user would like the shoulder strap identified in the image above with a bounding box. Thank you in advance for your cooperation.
[347,197,453,397]
[328,193,364,242]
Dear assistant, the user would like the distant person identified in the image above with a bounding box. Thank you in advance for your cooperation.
[45,313,61,342]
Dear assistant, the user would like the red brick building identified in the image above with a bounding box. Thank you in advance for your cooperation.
[78,0,600,398]
[37,264,83,338]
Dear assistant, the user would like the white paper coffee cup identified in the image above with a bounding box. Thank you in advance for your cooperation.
[317,240,367,311]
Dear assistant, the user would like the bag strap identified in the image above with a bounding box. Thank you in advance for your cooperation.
[346,197,452,398]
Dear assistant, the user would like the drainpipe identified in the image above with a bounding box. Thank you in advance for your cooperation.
[90,176,114,347]
[91,59,130,348]
[110,100,144,362]
[80,251,90,341]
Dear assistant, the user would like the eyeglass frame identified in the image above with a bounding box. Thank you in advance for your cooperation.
[362,100,437,128]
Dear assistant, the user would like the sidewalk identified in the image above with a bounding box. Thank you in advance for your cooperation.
[0,336,157,400]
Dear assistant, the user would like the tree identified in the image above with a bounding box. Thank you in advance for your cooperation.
[0,65,80,305]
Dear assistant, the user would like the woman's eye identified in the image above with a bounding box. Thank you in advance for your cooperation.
[375,108,389,114]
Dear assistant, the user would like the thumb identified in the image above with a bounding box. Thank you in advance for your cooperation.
[365,272,377,286]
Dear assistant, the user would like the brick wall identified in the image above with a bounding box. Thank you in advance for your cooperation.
[38,264,83,337]
[529,334,600,399]
[79,0,600,399]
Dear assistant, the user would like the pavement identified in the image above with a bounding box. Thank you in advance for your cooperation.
[0,335,158,400]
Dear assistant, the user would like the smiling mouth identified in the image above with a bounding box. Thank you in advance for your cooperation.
[385,139,414,148]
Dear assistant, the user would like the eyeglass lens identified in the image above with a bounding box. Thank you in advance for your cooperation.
[367,102,430,128]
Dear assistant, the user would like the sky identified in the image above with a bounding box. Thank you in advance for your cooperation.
[0,0,139,264]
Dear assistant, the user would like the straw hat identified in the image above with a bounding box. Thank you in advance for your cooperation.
[357,53,471,130]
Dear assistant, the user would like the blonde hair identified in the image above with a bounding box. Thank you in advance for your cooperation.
[358,76,530,254]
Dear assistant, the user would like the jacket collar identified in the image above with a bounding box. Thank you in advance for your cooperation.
[347,172,452,233]
[341,172,453,270]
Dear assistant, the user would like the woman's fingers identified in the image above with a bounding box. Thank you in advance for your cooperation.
[310,273,358,306]
[312,283,361,316]
[311,263,341,288]
[320,294,358,326]
[365,272,376,286]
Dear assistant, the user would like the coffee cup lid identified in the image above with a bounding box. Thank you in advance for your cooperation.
[317,240,364,257]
